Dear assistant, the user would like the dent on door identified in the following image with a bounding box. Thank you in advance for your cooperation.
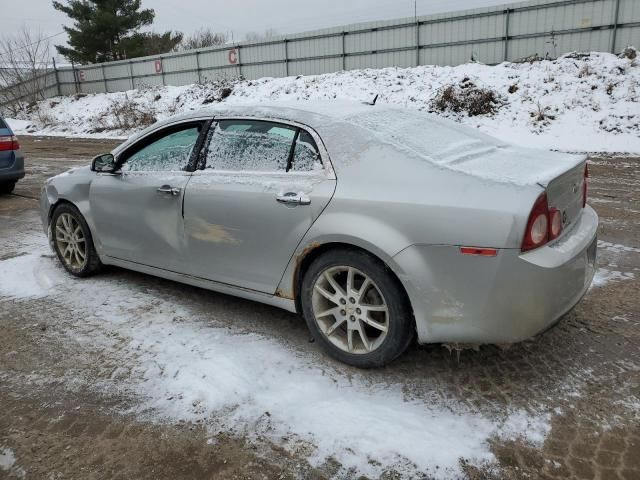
[183,172,335,293]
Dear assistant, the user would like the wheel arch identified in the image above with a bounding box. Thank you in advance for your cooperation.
[47,196,103,257]
[48,198,76,224]
[284,240,415,326]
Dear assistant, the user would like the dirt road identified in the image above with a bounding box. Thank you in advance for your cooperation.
[1,136,638,480]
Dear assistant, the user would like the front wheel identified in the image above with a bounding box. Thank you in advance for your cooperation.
[51,203,102,277]
[301,249,414,368]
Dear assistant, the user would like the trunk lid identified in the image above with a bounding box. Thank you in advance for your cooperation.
[544,160,587,234]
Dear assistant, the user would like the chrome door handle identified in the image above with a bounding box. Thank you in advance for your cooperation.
[276,192,311,206]
[157,185,181,196]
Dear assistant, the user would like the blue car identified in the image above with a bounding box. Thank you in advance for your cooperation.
[0,116,25,194]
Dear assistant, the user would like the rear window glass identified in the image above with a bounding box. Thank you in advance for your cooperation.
[346,109,503,165]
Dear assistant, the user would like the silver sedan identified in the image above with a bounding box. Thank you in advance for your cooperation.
[40,103,598,367]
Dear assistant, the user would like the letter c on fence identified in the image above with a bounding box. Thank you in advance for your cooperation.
[228,49,238,65]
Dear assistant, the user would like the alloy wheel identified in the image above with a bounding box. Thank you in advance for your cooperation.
[55,213,87,271]
[311,266,389,354]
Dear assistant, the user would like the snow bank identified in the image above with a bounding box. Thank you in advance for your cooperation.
[0,236,551,479]
[6,50,640,153]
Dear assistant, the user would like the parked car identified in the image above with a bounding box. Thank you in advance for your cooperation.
[40,103,598,367]
[0,116,25,194]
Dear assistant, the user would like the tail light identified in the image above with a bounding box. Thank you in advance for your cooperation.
[549,208,563,240]
[583,164,589,208]
[0,135,20,152]
[522,193,550,252]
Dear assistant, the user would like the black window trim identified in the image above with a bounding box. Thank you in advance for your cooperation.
[285,128,301,173]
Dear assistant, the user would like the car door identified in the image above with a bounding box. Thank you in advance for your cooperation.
[90,121,207,273]
[183,118,336,294]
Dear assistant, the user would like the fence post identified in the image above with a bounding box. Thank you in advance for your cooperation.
[101,64,108,93]
[237,45,243,78]
[160,56,166,86]
[52,58,61,97]
[71,60,80,94]
[195,51,202,83]
[342,31,347,70]
[504,9,511,62]
[611,0,621,54]
[284,38,289,77]
[128,61,134,89]
[415,20,420,67]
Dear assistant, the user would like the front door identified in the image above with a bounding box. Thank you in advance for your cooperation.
[90,122,205,272]
[183,119,336,293]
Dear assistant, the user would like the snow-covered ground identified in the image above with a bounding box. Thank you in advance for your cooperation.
[6,50,639,153]
[1,226,637,477]
[0,231,553,478]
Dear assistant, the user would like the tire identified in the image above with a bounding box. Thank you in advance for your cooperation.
[50,203,102,277]
[301,248,414,368]
[0,182,16,195]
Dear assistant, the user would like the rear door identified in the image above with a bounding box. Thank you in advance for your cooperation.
[183,118,336,293]
[90,121,207,272]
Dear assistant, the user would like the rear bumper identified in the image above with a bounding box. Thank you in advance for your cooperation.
[394,206,599,344]
[0,151,25,182]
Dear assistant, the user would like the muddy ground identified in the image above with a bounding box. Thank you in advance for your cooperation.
[0,136,638,480]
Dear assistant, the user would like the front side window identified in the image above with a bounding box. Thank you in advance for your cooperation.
[205,120,296,172]
[121,125,201,172]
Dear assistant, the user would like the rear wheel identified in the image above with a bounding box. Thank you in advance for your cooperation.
[301,248,414,368]
[0,181,16,195]
[51,203,102,277]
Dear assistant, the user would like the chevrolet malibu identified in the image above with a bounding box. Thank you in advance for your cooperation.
[40,103,598,367]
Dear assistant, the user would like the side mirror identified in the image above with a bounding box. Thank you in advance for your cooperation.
[91,153,117,173]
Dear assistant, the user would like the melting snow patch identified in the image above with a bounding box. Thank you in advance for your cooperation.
[0,253,61,299]
[0,448,16,470]
[0,447,24,478]
[592,268,635,288]
[597,241,640,254]
[115,312,549,477]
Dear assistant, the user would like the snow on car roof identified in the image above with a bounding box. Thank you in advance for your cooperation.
[123,101,584,186]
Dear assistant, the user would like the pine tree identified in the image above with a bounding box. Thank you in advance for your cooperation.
[53,0,156,63]
[120,31,184,58]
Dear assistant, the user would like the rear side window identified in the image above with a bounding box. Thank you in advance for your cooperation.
[205,120,296,172]
[0,118,7,129]
[291,130,322,172]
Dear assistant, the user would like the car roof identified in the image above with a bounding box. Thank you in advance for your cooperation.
[142,101,386,128]
[117,101,583,186]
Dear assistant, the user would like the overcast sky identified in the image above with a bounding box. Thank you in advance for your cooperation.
[2,0,510,60]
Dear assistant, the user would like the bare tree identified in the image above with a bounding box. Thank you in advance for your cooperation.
[244,28,279,43]
[178,28,228,51]
[0,27,53,114]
